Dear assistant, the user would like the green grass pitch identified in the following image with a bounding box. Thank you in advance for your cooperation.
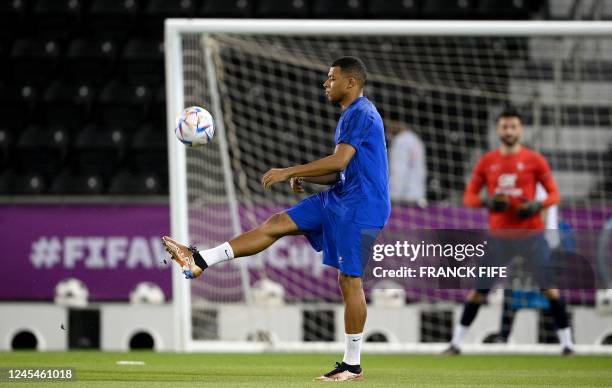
[1,351,611,387]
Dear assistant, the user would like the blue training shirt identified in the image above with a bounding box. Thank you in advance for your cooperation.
[323,96,391,227]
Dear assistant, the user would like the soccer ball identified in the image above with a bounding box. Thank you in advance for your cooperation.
[174,106,215,146]
[129,282,165,305]
[252,279,285,307]
[54,277,89,307]
[371,281,406,307]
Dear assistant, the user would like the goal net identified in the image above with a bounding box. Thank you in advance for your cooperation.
[166,20,612,352]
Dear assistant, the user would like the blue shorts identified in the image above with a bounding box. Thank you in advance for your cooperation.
[286,193,381,277]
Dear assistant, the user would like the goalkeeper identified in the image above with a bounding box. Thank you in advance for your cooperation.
[442,109,574,356]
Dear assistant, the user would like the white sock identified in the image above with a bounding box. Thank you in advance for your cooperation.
[199,242,234,267]
[451,324,469,348]
[342,333,363,366]
[557,327,574,349]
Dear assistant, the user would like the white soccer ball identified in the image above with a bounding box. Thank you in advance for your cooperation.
[54,278,89,307]
[252,279,285,307]
[371,281,406,307]
[130,282,165,305]
[174,106,215,147]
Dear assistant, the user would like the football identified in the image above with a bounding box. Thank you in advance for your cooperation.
[54,277,89,307]
[129,281,165,305]
[174,106,215,147]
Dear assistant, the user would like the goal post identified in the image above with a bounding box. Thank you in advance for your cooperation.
[165,19,612,353]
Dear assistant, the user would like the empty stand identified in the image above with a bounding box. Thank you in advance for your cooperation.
[144,0,197,38]
[128,125,168,186]
[421,0,477,19]
[71,124,127,179]
[477,0,531,19]
[0,170,47,195]
[121,38,164,85]
[64,39,117,84]
[0,84,39,130]
[108,170,162,195]
[88,0,140,40]
[255,0,309,18]
[366,0,420,19]
[16,125,68,179]
[96,81,151,127]
[43,82,94,130]
[32,0,84,39]
[200,0,254,18]
[10,39,60,84]
[312,0,364,18]
[50,170,104,195]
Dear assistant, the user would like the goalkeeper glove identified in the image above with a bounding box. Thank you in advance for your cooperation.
[485,193,510,212]
[516,201,543,219]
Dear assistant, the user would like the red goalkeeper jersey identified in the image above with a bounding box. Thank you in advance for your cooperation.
[463,146,560,230]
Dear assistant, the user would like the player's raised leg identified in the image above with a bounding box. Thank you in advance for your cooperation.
[163,211,301,279]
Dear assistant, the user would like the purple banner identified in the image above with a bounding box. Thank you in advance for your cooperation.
[1,204,171,301]
[2,203,609,303]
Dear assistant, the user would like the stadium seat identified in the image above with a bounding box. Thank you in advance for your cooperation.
[200,0,254,18]
[477,0,531,19]
[0,83,39,130]
[148,86,167,131]
[88,0,140,40]
[71,124,127,179]
[108,170,162,195]
[121,38,164,85]
[0,43,7,84]
[0,170,47,195]
[32,0,84,38]
[420,0,477,19]
[42,82,94,130]
[50,169,104,195]
[0,127,14,172]
[145,0,197,38]
[254,0,309,18]
[0,0,27,40]
[602,0,612,20]
[64,39,117,84]
[312,0,364,18]
[127,124,167,180]
[16,125,68,178]
[96,81,151,126]
[547,0,576,19]
[10,39,60,83]
[367,0,420,19]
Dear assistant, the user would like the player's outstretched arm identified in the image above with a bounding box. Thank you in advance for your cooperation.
[262,144,355,189]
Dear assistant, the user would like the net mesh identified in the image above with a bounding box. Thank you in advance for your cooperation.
[177,32,611,344]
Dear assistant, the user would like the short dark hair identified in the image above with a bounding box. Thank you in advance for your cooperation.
[331,56,367,86]
[496,108,523,124]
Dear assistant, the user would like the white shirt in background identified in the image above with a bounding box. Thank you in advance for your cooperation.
[389,130,427,203]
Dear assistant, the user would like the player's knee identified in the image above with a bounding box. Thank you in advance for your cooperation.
[543,288,560,300]
[338,273,362,293]
[262,212,295,238]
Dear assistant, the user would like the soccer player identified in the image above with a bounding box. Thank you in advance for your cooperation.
[163,56,390,382]
[443,109,574,356]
